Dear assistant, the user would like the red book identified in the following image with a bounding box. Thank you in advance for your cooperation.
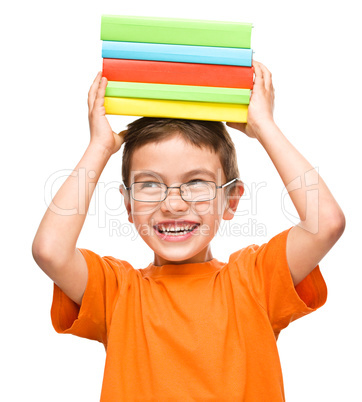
[102,58,253,89]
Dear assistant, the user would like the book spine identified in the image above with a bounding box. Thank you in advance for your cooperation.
[104,97,248,122]
[102,41,253,67]
[105,81,250,104]
[102,59,254,89]
[101,15,252,48]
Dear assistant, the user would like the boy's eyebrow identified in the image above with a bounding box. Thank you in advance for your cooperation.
[132,169,217,182]
[182,169,217,181]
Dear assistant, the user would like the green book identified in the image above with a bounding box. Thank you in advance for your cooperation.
[101,15,252,49]
[105,81,251,105]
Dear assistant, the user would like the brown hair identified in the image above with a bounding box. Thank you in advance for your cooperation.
[121,118,240,187]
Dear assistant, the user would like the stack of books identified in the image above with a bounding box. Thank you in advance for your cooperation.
[101,15,253,122]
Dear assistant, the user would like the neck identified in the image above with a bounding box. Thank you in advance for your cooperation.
[153,245,213,266]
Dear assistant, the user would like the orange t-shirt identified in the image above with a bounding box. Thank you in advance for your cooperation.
[51,228,327,401]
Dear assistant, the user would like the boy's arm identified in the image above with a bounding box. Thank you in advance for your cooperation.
[32,73,124,305]
[228,61,345,286]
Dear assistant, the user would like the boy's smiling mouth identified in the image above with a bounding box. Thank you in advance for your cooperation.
[154,220,200,241]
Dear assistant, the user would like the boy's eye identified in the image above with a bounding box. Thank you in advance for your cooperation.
[140,182,161,189]
[187,179,207,186]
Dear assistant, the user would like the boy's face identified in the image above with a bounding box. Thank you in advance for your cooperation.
[121,134,243,266]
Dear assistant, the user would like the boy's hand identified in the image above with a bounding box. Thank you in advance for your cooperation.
[227,61,275,140]
[227,61,345,288]
[32,72,127,306]
[88,72,124,155]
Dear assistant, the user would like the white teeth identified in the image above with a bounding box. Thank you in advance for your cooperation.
[157,223,197,235]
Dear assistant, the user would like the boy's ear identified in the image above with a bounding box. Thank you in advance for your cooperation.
[119,184,134,224]
[223,181,244,221]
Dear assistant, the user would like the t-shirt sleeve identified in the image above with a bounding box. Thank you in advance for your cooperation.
[51,249,127,346]
[232,227,328,336]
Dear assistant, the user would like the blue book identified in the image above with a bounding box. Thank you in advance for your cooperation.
[102,41,253,67]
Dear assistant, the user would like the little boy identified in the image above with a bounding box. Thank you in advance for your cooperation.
[32,61,345,401]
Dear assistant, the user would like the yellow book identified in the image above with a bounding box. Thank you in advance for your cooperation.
[104,97,248,122]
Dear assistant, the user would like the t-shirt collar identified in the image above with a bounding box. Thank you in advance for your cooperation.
[142,258,224,277]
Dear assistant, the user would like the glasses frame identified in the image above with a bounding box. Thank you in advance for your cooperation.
[124,178,240,203]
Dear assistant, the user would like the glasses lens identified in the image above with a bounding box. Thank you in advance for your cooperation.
[181,181,216,202]
[132,182,165,202]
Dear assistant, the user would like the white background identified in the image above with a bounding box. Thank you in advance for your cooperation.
[1,0,361,401]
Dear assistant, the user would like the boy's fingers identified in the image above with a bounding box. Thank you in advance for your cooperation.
[252,61,264,89]
[88,72,102,109]
[114,130,126,148]
[93,76,108,110]
[257,62,273,91]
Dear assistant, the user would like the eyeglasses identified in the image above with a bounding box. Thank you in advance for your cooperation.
[124,178,240,203]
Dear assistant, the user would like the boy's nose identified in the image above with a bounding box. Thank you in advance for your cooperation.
[160,187,189,213]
